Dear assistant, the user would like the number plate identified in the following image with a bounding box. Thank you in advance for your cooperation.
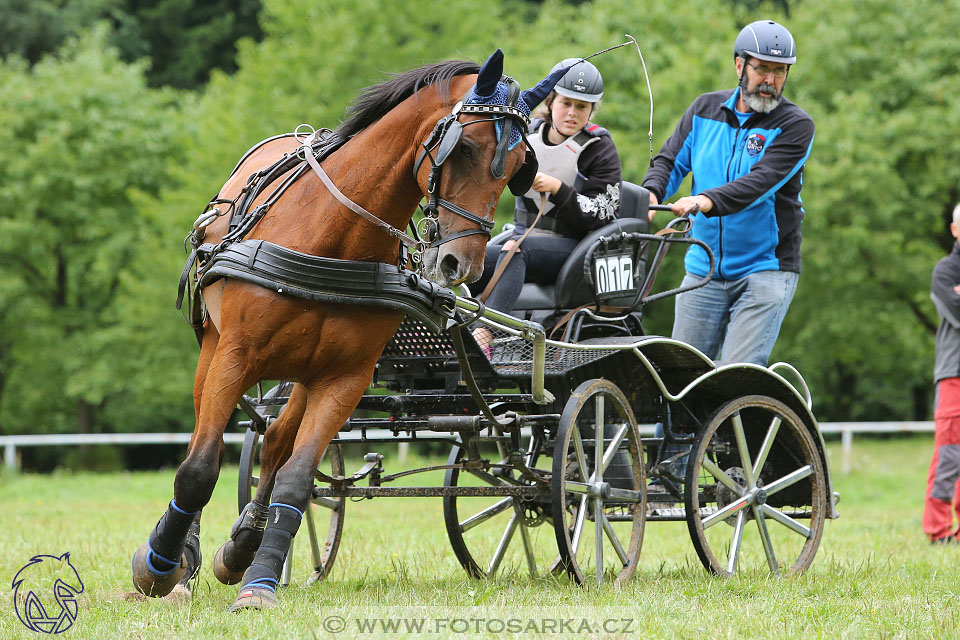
[594,253,634,294]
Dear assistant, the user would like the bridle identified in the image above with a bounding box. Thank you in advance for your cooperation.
[301,78,537,273]
[412,79,537,251]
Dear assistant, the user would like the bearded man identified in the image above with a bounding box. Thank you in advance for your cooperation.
[642,19,814,367]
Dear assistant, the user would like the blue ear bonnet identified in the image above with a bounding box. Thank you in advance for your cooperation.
[464,82,529,150]
[462,49,574,151]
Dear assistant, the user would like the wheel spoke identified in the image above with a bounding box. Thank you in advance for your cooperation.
[487,513,519,577]
[601,422,630,474]
[594,497,604,586]
[726,510,747,574]
[459,498,512,533]
[563,481,591,495]
[313,496,340,511]
[572,427,589,481]
[752,505,780,576]
[763,465,814,496]
[600,512,629,566]
[518,517,538,578]
[305,502,323,574]
[594,395,605,483]
[701,457,745,494]
[702,494,750,529]
[571,495,588,553]
[752,416,782,476]
[731,411,755,486]
[759,503,812,538]
[467,468,511,488]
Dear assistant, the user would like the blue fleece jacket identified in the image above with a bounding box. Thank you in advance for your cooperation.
[642,88,814,279]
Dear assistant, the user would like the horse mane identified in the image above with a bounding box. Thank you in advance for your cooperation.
[335,60,480,139]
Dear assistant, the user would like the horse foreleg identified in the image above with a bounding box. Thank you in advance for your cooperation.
[229,372,369,611]
[133,339,254,598]
[214,383,307,585]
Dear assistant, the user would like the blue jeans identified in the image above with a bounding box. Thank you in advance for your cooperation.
[654,270,798,484]
[672,270,799,366]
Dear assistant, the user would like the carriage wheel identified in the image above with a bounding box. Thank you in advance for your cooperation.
[238,429,346,583]
[684,395,826,577]
[551,379,645,586]
[443,435,561,579]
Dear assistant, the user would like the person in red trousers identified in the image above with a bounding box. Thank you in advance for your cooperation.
[925,203,960,544]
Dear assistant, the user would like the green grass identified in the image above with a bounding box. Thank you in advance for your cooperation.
[2,436,958,639]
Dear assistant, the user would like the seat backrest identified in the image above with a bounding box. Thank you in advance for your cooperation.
[553,216,648,308]
[618,181,651,221]
[498,181,652,311]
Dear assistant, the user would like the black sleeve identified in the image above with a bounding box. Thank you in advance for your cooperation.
[550,135,622,234]
[700,113,815,217]
[933,255,960,328]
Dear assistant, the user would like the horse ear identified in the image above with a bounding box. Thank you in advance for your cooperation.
[474,49,504,98]
[519,63,573,111]
[60,552,71,561]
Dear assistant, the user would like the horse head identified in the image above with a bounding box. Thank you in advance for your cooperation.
[419,49,572,288]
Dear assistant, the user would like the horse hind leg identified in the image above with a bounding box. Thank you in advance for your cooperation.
[214,383,306,585]
[132,338,254,598]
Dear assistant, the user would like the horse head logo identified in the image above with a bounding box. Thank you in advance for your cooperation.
[12,553,84,634]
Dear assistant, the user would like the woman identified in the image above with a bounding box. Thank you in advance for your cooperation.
[473,58,622,320]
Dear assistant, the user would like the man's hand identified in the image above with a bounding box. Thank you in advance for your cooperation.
[671,194,714,217]
[647,192,659,221]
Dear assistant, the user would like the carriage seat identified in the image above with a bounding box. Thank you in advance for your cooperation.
[488,181,651,312]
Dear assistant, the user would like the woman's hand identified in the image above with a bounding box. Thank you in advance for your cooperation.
[531,172,562,195]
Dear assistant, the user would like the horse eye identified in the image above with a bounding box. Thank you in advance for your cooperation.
[459,143,474,159]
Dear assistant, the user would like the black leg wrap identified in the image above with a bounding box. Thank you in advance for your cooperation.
[181,517,202,582]
[148,501,199,573]
[240,504,302,589]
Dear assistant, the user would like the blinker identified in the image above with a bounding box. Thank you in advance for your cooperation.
[434,120,463,166]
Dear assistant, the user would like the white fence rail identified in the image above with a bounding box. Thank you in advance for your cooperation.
[0,421,936,474]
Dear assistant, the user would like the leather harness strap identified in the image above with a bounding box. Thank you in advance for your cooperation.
[302,147,418,249]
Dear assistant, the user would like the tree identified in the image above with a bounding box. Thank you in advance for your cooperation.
[0,26,184,437]
[0,0,264,90]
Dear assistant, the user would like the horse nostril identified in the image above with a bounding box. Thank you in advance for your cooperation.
[440,254,460,280]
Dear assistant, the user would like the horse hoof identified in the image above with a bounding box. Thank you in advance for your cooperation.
[131,541,186,598]
[229,585,278,612]
[213,542,247,585]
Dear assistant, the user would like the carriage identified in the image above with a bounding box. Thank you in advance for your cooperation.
[134,50,836,610]
[230,181,838,587]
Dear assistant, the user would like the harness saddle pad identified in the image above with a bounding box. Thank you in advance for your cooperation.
[197,239,457,334]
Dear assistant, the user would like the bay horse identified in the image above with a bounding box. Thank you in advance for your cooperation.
[131,49,571,611]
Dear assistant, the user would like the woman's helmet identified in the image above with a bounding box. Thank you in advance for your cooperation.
[550,58,603,102]
[734,20,796,65]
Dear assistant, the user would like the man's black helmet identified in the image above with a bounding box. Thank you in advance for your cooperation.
[551,58,603,102]
[734,20,796,65]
